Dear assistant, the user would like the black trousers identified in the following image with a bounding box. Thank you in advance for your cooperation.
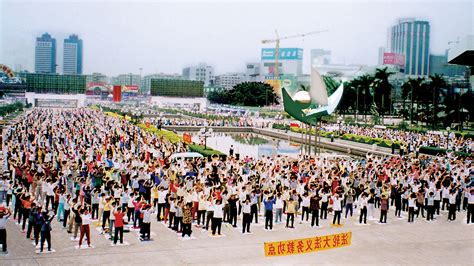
[333,210,341,225]
[301,206,309,221]
[359,207,367,224]
[182,223,192,237]
[174,217,182,232]
[229,207,237,226]
[27,220,34,238]
[40,231,51,252]
[467,204,474,224]
[426,205,434,221]
[102,210,110,229]
[211,217,222,235]
[114,227,123,244]
[63,209,70,228]
[140,223,150,239]
[408,207,415,222]
[205,211,213,230]
[380,210,387,223]
[242,213,251,233]
[157,203,165,221]
[168,212,175,228]
[0,229,6,252]
[197,210,206,225]
[250,204,258,223]
[34,224,41,245]
[434,200,441,215]
[320,202,328,219]
[448,204,456,221]
[311,209,319,226]
[92,204,99,220]
[265,210,273,229]
[286,213,295,227]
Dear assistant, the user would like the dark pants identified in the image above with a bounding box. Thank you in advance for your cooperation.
[182,223,192,237]
[63,209,70,228]
[286,213,294,228]
[127,207,134,222]
[141,223,150,239]
[311,209,319,226]
[442,198,449,210]
[408,207,415,222]
[320,202,328,219]
[205,211,213,230]
[0,229,6,252]
[380,210,387,223]
[133,210,140,227]
[333,210,341,225]
[434,200,441,215]
[197,210,206,225]
[448,204,456,221]
[22,208,29,231]
[345,203,353,218]
[467,204,474,224]
[242,213,251,233]
[229,207,237,226]
[46,195,54,210]
[168,212,175,228]
[301,206,309,221]
[265,210,273,230]
[40,231,51,252]
[27,220,34,238]
[211,217,222,235]
[92,204,99,220]
[102,210,110,229]
[250,204,258,223]
[174,217,182,232]
[114,227,123,244]
[427,205,434,221]
[359,207,367,224]
[34,224,41,245]
[157,203,165,221]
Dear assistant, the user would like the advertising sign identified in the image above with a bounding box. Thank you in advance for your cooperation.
[264,231,352,257]
[261,48,303,60]
[86,82,111,97]
[383,53,405,68]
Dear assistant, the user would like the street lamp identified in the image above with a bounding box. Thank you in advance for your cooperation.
[445,127,450,150]
[199,127,213,150]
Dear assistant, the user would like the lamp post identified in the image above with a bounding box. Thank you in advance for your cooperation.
[200,127,213,150]
[445,127,450,150]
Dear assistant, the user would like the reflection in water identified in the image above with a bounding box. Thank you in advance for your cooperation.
[185,132,345,159]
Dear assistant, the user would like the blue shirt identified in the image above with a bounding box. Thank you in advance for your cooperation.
[264,198,275,211]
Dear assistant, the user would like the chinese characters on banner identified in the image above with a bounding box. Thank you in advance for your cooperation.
[183,133,192,144]
[264,231,352,257]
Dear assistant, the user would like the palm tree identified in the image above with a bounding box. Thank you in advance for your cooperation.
[403,77,425,124]
[428,74,447,129]
[373,67,394,121]
[356,74,375,123]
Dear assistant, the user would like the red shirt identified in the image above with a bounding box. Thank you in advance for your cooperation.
[114,212,125,227]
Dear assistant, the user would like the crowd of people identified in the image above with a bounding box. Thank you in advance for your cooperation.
[0,108,473,256]
[319,123,473,153]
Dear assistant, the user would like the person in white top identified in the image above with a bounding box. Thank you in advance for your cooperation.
[332,194,343,225]
[79,207,92,248]
[467,188,474,224]
[241,199,252,234]
[211,200,224,235]
[358,193,368,224]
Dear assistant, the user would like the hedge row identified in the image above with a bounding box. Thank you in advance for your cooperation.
[340,133,401,149]
[419,146,472,158]
[188,144,226,157]
[137,123,181,144]
[0,102,24,117]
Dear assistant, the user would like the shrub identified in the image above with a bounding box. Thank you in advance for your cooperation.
[419,146,472,157]
[188,144,225,158]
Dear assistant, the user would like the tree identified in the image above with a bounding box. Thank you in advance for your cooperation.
[207,82,278,107]
[428,74,447,128]
[373,67,394,119]
[322,75,341,95]
[350,74,375,123]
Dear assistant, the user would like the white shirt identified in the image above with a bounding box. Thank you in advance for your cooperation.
[213,203,224,218]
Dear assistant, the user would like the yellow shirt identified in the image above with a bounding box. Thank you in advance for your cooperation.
[152,187,159,199]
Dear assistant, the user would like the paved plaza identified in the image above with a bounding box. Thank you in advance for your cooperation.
[1,208,473,265]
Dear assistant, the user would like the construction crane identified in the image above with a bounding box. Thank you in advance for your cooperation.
[261,30,328,80]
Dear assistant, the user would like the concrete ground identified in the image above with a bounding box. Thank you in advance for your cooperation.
[1,207,473,265]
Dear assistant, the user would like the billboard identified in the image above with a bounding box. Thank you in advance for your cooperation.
[86,82,111,97]
[261,48,303,60]
[121,85,138,99]
[383,53,405,68]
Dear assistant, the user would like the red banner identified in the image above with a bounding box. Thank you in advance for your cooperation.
[183,133,192,144]
[113,85,122,102]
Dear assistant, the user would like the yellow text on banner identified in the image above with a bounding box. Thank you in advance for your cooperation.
[264,231,352,257]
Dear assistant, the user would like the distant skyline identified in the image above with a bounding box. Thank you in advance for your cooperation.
[1,0,472,76]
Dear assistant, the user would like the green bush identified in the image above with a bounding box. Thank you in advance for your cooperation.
[188,144,225,157]
[0,102,24,117]
[137,123,181,144]
[419,146,472,157]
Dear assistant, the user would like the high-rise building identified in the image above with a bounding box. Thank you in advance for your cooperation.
[182,64,215,86]
[63,34,83,75]
[35,33,57,74]
[311,49,331,66]
[86,72,108,83]
[389,18,430,76]
[245,63,260,82]
[429,53,466,77]
[215,73,246,89]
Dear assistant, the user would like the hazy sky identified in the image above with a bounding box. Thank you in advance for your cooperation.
[1,0,472,76]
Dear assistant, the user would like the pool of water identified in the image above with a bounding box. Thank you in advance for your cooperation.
[184,132,352,159]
